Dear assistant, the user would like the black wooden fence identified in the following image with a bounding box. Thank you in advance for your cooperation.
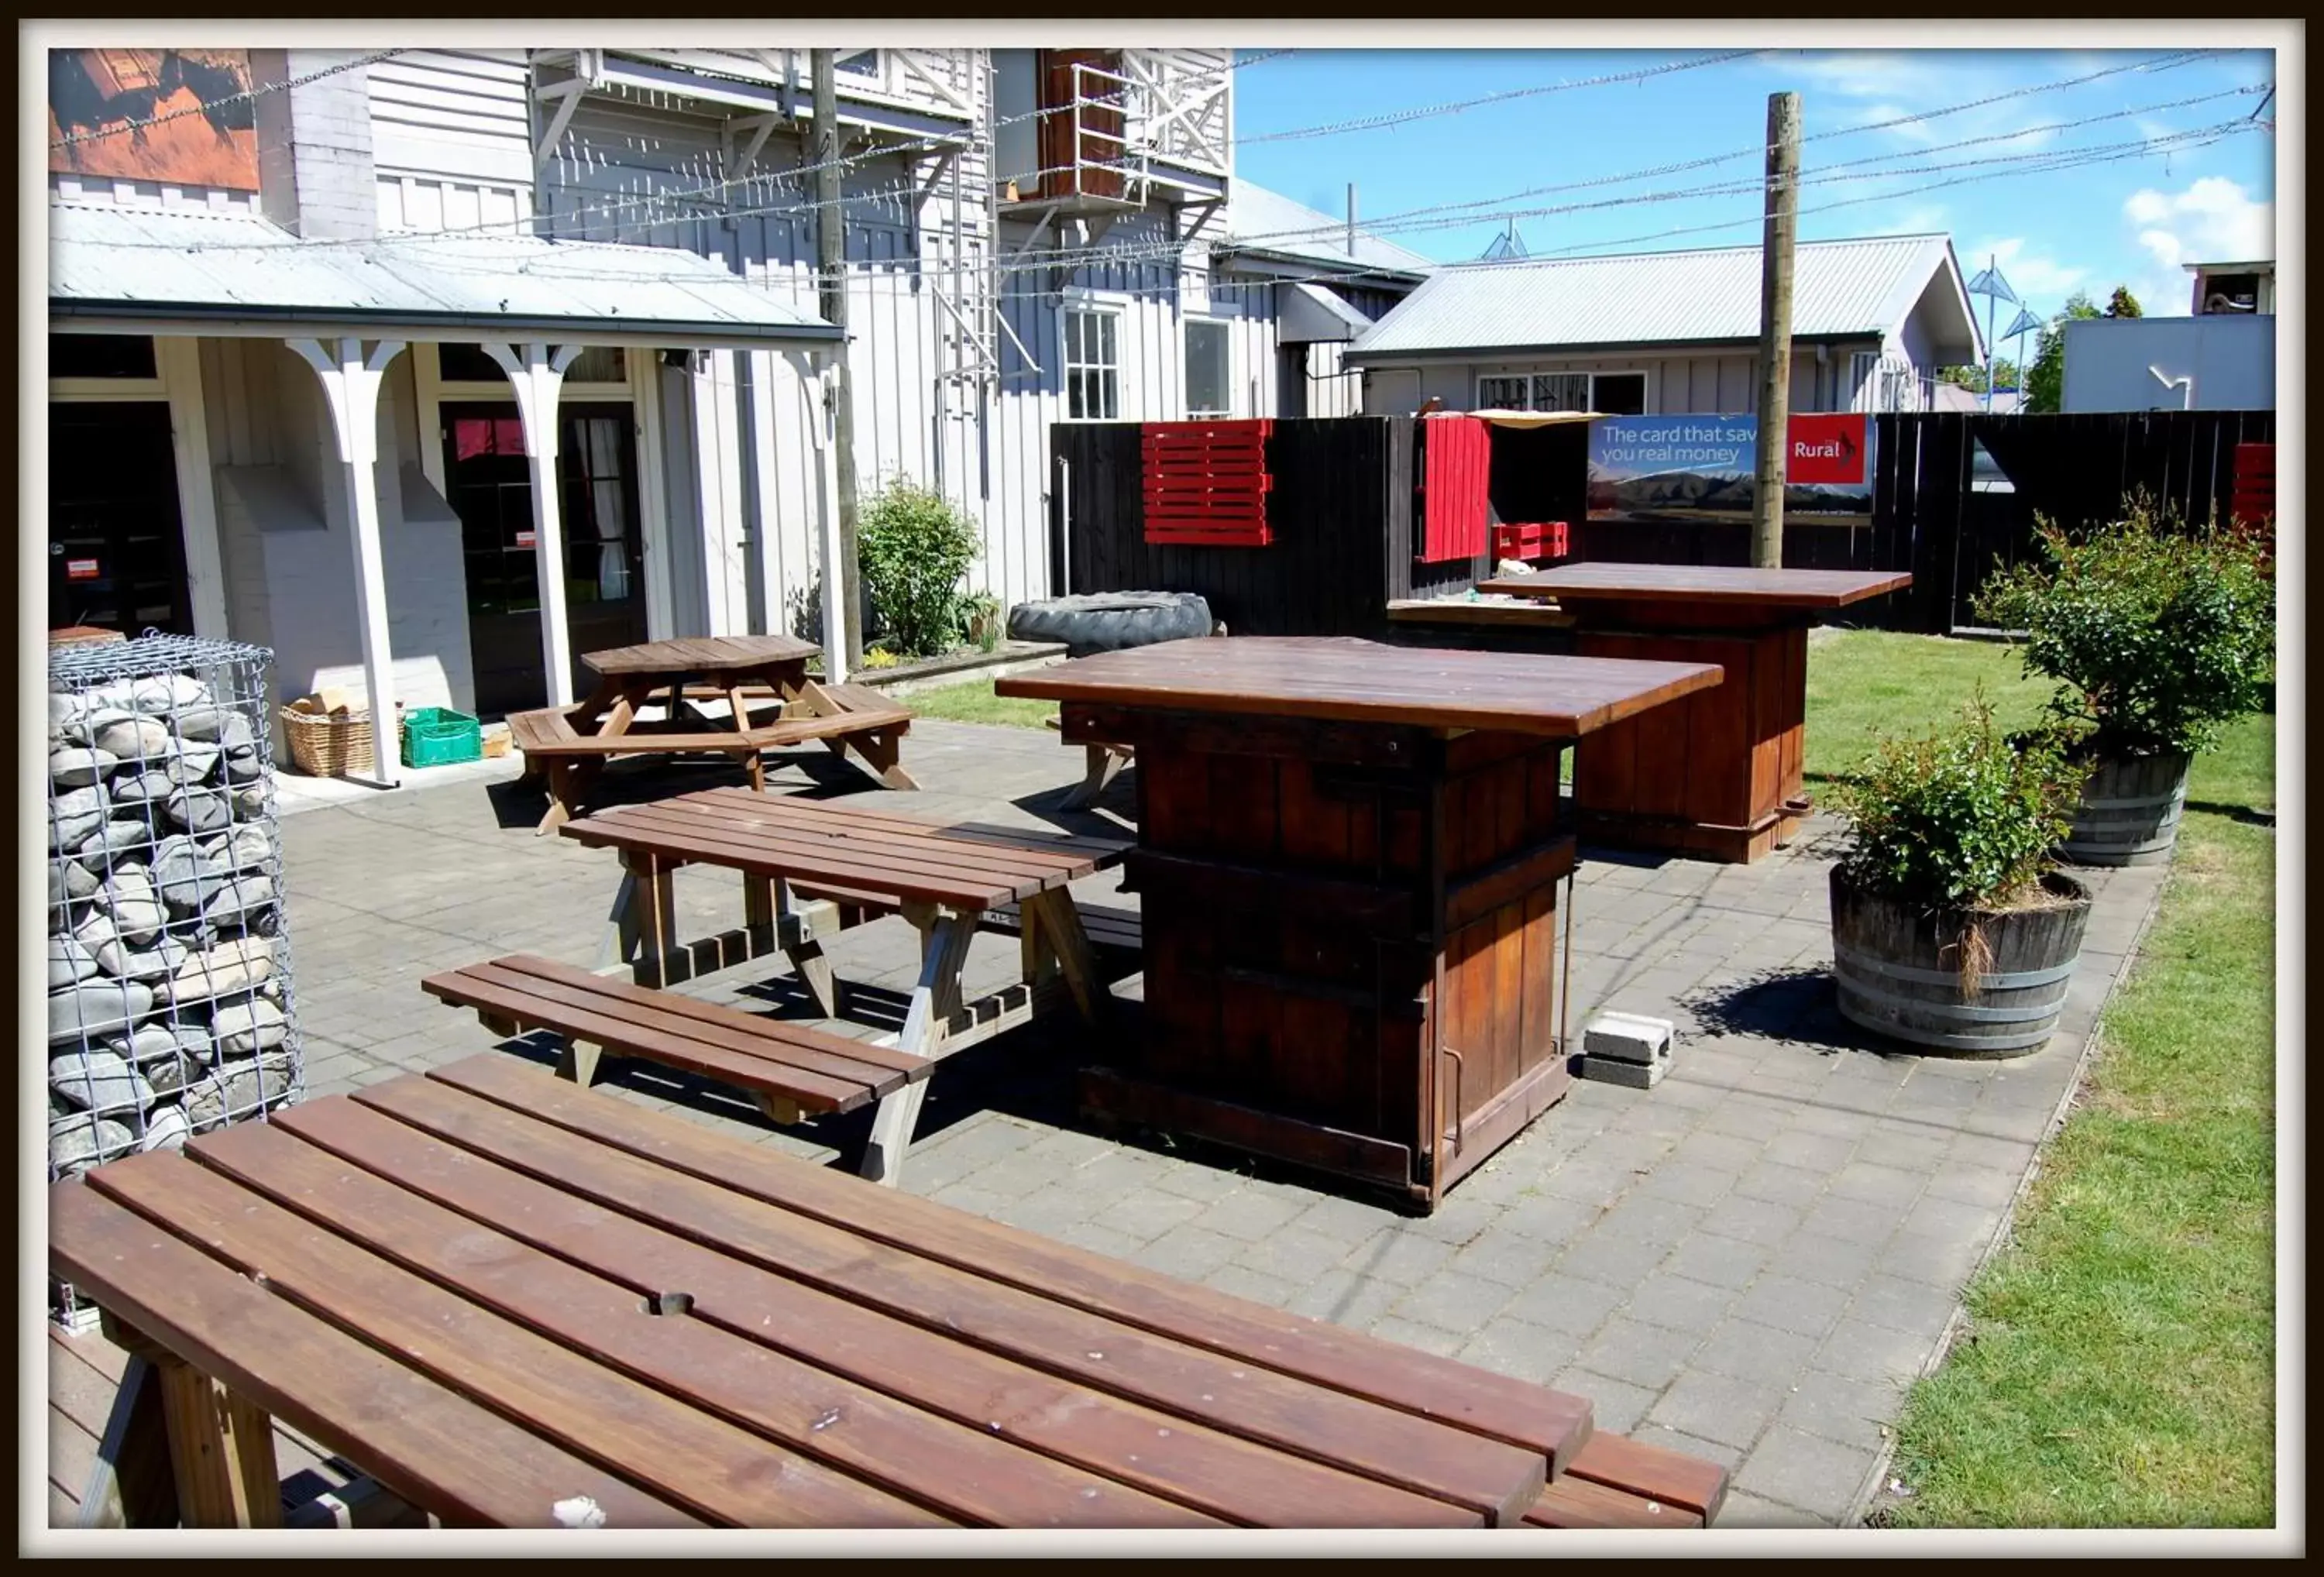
[1049,409,2275,639]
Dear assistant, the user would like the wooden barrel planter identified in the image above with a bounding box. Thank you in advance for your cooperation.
[1830,869,2092,1057]
[2058,750,2192,868]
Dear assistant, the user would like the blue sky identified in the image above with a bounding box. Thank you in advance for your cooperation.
[1231,47,2276,356]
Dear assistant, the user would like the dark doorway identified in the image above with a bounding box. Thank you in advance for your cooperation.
[48,401,192,635]
[443,400,647,717]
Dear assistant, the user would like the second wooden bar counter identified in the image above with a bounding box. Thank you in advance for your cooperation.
[999,637,1719,1212]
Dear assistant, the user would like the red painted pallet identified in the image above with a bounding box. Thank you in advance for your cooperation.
[1418,416,1491,564]
[1142,419,1275,548]
[1491,521,1569,562]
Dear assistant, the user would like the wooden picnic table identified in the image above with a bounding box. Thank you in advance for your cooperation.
[48,1057,1727,1529]
[995,637,1721,1211]
[1477,565,1911,863]
[550,788,1133,1182]
[509,634,916,833]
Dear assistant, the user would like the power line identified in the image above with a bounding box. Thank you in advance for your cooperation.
[49,49,409,151]
[1232,49,1765,143]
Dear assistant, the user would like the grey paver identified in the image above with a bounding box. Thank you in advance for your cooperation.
[1687,1316,1821,1386]
[1624,1271,1738,1335]
[1548,1366,1658,1435]
[1777,1369,1907,1454]
[1645,1369,1788,1452]
[1387,1270,1514,1335]
[1729,1275,1855,1342]
[1573,1314,1700,1391]
[1453,1314,1575,1386]
[1734,1425,1875,1524]
[1497,1271,1628,1340]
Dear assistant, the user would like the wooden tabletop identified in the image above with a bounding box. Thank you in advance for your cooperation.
[1477,565,1912,610]
[583,634,820,678]
[50,1057,1611,1528]
[562,787,1129,910]
[995,637,1721,738]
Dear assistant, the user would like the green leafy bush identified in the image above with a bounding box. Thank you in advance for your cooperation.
[858,480,984,658]
[958,591,1005,653]
[1971,498,2276,758]
[1835,696,2089,912]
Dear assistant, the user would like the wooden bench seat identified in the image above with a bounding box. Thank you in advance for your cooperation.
[980,898,1143,960]
[1520,1431,1728,1527]
[419,953,928,1130]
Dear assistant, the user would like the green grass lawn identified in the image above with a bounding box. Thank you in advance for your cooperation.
[893,676,1060,730]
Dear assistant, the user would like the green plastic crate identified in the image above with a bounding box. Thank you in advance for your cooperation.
[401,706,483,768]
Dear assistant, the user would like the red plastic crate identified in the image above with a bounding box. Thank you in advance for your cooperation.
[1491,521,1569,562]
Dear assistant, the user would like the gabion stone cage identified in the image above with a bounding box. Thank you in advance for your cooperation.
[46,635,302,1211]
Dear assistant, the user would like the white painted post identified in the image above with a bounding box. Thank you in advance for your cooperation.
[287,335,407,788]
[483,342,583,706]
[788,349,850,685]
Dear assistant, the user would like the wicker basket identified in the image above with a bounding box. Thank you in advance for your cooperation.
[280,703,399,778]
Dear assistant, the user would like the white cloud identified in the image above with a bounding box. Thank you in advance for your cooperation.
[1965,235,2091,305]
[2122,176,2274,274]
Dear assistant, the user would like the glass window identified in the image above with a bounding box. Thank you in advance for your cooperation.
[1531,373,1591,412]
[50,334,156,380]
[1478,375,1529,409]
[1590,373,1647,415]
[1064,307,1120,420]
[1850,350,1881,412]
[1184,319,1230,418]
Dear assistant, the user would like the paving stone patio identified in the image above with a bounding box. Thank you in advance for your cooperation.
[262,716,2166,1529]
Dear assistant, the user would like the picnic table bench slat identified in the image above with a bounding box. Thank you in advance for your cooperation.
[1522,1469,1705,1529]
[84,1151,952,1530]
[353,1074,1546,1525]
[418,967,884,1115]
[619,794,1122,878]
[676,788,1135,862]
[429,1054,1589,1469]
[180,1122,1217,1529]
[256,1101,1472,1528]
[1561,1430,1730,1523]
[483,954,930,1078]
[48,1180,707,1531]
[581,801,1095,891]
[556,818,1016,909]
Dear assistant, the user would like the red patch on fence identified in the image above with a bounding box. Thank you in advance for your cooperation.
[1787,414,1867,485]
[1419,415,1490,563]
[1141,419,1274,548]
[65,558,100,581]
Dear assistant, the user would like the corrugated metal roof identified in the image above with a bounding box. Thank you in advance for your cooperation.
[47,201,837,345]
[1221,181,1437,279]
[1348,234,1975,359]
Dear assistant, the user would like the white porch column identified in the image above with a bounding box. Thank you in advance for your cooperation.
[483,342,583,707]
[786,349,849,685]
[287,336,407,788]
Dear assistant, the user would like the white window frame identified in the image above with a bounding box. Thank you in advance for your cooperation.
[1181,313,1234,419]
[1475,369,1648,414]
[1058,297,1125,422]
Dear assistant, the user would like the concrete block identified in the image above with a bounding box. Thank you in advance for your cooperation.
[1576,1051,1669,1089]
[1583,1011,1675,1066]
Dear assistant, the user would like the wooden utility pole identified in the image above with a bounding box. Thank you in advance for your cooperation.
[812,49,863,667]
[1751,90,1801,569]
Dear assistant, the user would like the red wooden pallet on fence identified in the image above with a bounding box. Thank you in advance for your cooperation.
[1419,415,1491,564]
[1143,419,1275,548]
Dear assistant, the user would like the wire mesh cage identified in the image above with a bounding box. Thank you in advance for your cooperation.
[46,634,302,1321]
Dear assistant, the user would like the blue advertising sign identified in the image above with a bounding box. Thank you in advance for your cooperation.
[1587,414,1873,521]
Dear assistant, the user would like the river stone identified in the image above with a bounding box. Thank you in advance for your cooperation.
[154,840,230,914]
[201,873,276,927]
[212,996,288,1056]
[164,937,274,1005]
[49,937,99,988]
[50,1050,156,1114]
[49,978,153,1043]
[95,933,188,982]
[222,747,264,783]
[231,785,266,820]
[146,1056,190,1098]
[50,1114,137,1175]
[77,817,160,863]
[95,871,167,944]
[50,746,119,789]
[128,673,211,715]
[167,786,232,833]
[95,716,175,761]
[169,1022,217,1066]
[186,1053,295,1130]
[139,1104,193,1152]
[48,785,108,850]
[106,1025,184,1066]
[202,825,275,872]
[164,740,223,784]
[107,768,178,805]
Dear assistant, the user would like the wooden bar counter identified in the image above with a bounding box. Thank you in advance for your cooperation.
[997,637,1719,1211]
[1477,565,1910,864]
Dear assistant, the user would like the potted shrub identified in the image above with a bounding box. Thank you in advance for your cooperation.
[1829,698,2094,1056]
[859,479,984,660]
[1972,500,2275,866]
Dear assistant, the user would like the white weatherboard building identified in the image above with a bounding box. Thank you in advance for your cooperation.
[1345,233,1984,420]
[44,46,1431,779]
